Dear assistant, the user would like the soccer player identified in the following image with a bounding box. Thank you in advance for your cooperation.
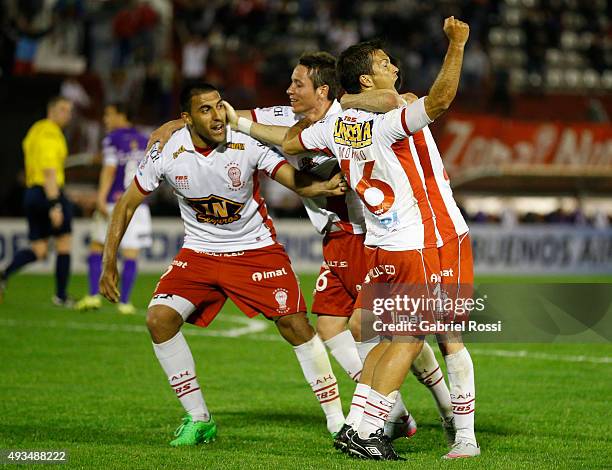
[149,52,453,442]
[99,82,349,446]
[340,69,479,460]
[76,103,152,315]
[282,17,473,460]
[0,96,74,306]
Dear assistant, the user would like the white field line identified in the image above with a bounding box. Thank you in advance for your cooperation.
[0,318,610,363]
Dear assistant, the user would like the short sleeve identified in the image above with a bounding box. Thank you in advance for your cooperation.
[298,118,334,155]
[134,142,164,194]
[255,142,289,178]
[381,97,433,140]
[251,106,298,126]
[102,136,118,166]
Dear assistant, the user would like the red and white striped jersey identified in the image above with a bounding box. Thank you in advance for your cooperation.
[410,127,469,245]
[135,126,286,252]
[299,97,436,251]
[252,101,365,234]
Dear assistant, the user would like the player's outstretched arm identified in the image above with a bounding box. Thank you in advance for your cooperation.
[341,89,405,112]
[100,182,147,303]
[423,16,469,120]
[281,117,313,155]
[223,101,289,146]
[274,163,347,198]
[341,90,419,113]
[146,119,185,153]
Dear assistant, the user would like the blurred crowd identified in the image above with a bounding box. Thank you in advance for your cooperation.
[0,0,610,221]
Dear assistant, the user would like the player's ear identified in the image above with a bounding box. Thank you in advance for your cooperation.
[317,84,329,99]
[180,112,192,126]
[359,74,373,89]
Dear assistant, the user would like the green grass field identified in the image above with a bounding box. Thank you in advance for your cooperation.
[0,274,610,469]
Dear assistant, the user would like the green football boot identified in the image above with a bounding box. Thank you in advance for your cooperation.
[170,414,217,447]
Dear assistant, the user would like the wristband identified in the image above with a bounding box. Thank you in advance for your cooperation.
[48,198,61,210]
[237,117,253,135]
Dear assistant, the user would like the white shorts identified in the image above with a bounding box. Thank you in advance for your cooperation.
[92,203,152,250]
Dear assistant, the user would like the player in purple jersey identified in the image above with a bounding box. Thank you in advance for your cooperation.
[76,103,152,314]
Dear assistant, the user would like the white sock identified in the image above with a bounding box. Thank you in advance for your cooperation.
[345,382,370,429]
[152,331,210,422]
[355,337,379,364]
[411,342,453,419]
[356,337,412,428]
[324,330,362,381]
[445,347,476,442]
[358,389,397,439]
[294,335,344,434]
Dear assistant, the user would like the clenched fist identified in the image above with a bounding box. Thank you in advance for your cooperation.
[443,16,470,47]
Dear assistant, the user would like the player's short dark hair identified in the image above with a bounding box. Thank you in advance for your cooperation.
[107,102,132,120]
[47,95,70,109]
[180,82,219,113]
[337,39,386,94]
[298,51,340,101]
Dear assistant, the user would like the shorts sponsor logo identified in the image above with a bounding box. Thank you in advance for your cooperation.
[325,260,348,268]
[252,268,288,282]
[175,175,189,190]
[225,162,245,191]
[172,145,187,159]
[273,288,290,313]
[185,195,244,225]
[200,251,245,257]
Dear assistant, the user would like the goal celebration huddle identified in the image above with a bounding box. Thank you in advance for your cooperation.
[98,16,478,461]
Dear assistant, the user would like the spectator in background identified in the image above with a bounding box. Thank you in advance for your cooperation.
[0,97,74,306]
[181,33,209,80]
[462,41,490,91]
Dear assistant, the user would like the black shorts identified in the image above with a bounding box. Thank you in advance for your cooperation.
[24,186,73,241]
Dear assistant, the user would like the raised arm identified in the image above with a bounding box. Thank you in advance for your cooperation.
[223,101,289,146]
[273,163,346,198]
[423,16,469,120]
[99,182,147,302]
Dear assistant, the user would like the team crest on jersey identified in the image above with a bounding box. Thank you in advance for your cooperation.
[225,162,245,191]
[172,145,187,159]
[185,195,244,225]
[333,118,374,149]
[226,142,245,151]
[175,175,189,189]
[273,288,290,313]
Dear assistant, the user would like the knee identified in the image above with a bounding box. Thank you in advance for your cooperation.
[31,245,48,261]
[146,307,181,340]
[276,312,313,343]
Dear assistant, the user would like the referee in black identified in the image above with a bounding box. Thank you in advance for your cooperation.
[0,96,74,306]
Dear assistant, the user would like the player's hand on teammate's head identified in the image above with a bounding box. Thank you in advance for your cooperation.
[222,101,239,129]
[146,119,185,153]
[327,172,348,196]
[99,265,120,303]
[443,16,470,47]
